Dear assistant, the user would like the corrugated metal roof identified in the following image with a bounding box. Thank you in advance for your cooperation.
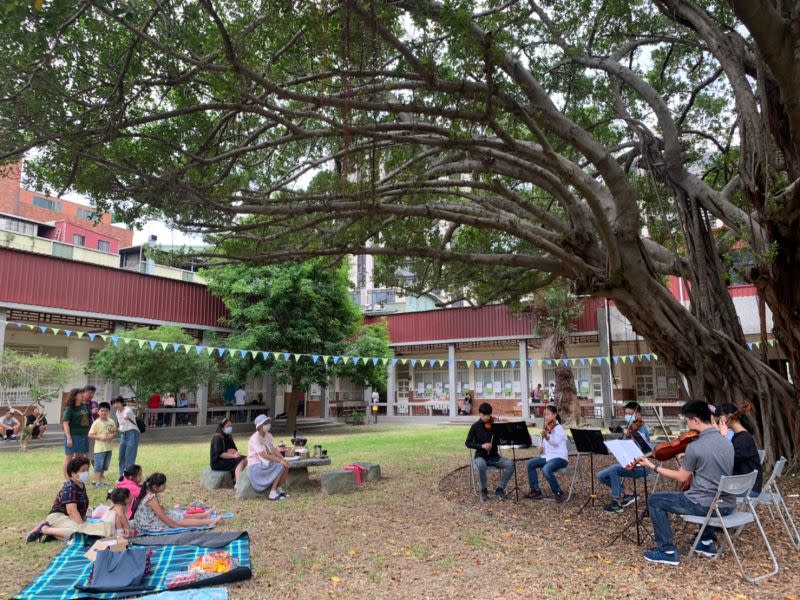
[366,299,604,346]
[0,247,228,328]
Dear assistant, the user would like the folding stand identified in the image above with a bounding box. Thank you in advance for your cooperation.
[493,421,533,503]
[570,428,608,515]
[610,467,652,546]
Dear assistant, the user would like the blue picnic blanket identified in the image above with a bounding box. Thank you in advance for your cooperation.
[14,532,251,599]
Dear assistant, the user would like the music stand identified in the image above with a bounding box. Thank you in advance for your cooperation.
[570,428,608,514]
[607,435,654,546]
[494,421,532,502]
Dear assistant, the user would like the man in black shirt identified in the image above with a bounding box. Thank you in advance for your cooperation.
[465,403,514,501]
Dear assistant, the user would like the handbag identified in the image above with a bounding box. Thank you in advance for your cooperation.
[136,416,147,434]
[90,548,148,588]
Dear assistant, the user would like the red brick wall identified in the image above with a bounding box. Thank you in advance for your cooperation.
[0,161,133,248]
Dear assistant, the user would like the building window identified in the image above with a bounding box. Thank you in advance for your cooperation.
[32,196,61,212]
[474,366,520,398]
[414,367,449,398]
[350,291,362,306]
[76,207,94,220]
[0,217,36,236]
[356,255,367,288]
[97,240,111,252]
[72,234,85,246]
[367,289,396,305]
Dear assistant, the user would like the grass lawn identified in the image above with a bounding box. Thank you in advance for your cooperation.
[1,424,797,599]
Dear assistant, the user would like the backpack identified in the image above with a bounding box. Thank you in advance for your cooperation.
[135,416,146,434]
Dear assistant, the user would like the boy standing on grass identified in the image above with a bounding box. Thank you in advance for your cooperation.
[88,402,117,487]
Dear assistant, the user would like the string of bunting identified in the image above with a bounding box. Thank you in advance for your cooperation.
[2,320,778,368]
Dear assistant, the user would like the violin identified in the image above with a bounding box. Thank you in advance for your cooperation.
[627,415,643,435]
[652,430,700,462]
[484,415,494,430]
[722,401,752,425]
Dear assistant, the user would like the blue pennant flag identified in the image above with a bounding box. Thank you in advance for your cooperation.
[353,356,360,365]
[510,360,517,367]
[312,355,320,363]
[261,351,270,360]
[491,360,499,367]
[173,343,181,352]
[64,329,72,337]
[283,352,291,361]
[579,358,586,365]
[410,359,417,367]
[474,360,482,368]
[391,358,398,366]
[195,346,204,354]
[239,349,248,358]
[149,340,158,350]
[38,326,47,333]
[545,359,552,366]
[613,357,620,364]
[372,357,380,366]
[217,348,227,357]
[15,322,23,328]
[747,342,754,350]
[87,332,96,341]
[332,356,341,364]
[111,336,119,345]
[528,359,534,366]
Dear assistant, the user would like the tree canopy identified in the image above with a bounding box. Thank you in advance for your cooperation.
[1,0,799,458]
[89,325,216,403]
[203,259,391,432]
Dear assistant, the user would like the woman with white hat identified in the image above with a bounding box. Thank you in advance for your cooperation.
[246,414,289,500]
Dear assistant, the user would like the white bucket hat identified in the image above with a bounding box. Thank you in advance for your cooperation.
[254,414,271,429]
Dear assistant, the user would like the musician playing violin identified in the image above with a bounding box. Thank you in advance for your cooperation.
[597,402,650,513]
[524,404,568,503]
[465,403,514,502]
[636,400,734,565]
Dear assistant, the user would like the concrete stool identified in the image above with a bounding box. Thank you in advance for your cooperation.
[354,462,382,482]
[235,468,266,500]
[321,470,358,495]
[200,468,235,490]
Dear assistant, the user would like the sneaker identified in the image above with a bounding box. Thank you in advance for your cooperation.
[26,520,47,543]
[622,493,638,507]
[480,489,489,502]
[8,435,17,440]
[524,490,543,500]
[278,487,289,498]
[693,540,718,558]
[553,492,566,504]
[495,487,508,500]
[92,482,105,487]
[268,491,285,501]
[40,535,57,543]
[643,548,679,565]
[603,501,623,513]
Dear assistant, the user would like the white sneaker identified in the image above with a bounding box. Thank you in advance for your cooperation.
[268,491,285,501]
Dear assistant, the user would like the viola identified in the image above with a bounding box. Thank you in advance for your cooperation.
[652,430,700,462]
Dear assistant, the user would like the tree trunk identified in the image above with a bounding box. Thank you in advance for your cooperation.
[545,333,581,427]
[608,241,798,466]
[285,381,300,437]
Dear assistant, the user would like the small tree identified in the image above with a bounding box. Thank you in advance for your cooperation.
[532,285,584,426]
[204,259,391,434]
[89,326,216,411]
[0,349,78,450]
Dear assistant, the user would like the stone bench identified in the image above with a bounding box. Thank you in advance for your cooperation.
[354,462,382,482]
[235,457,332,500]
[200,468,235,490]
[321,470,358,495]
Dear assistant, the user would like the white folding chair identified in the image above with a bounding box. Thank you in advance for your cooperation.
[681,471,779,583]
[753,456,800,549]
[551,438,581,503]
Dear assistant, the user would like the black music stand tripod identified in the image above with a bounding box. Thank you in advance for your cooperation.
[570,428,608,515]
[492,421,533,502]
[609,466,652,546]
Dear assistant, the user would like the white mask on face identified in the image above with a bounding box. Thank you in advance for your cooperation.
[263,423,271,433]
[223,426,233,435]
[78,471,90,483]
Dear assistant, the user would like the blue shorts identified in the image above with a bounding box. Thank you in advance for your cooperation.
[64,434,89,455]
[93,451,112,473]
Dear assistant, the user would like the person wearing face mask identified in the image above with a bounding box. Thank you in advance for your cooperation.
[597,401,651,513]
[26,457,113,542]
[717,403,762,495]
[246,414,289,500]
[210,417,247,484]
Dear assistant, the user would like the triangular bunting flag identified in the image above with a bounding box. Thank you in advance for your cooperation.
[352,356,360,365]
[64,329,72,337]
[26,324,35,330]
[372,357,380,366]
[138,339,147,348]
[501,360,508,367]
[491,360,499,367]
[769,339,776,346]
[312,355,320,363]
[579,358,586,365]
[466,360,473,367]
[293,353,301,362]
[149,341,158,350]
[283,352,291,361]
[250,350,259,359]
[474,360,482,368]
[510,360,517,367]
[261,352,270,360]
[390,358,398,366]
[100,334,108,342]
[527,359,534,366]
[628,355,636,362]
[382,358,389,365]
[205,347,214,355]
[332,356,341,364]
[215,347,226,357]
[409,359,416,367]
[38,325,47,333]
[239,349,248,358]
[182,344,191,353]
[545,359,552,366]
[51,328,60,335]
[613,357,620,364]
[76,331,85,338]
[159,341,168,350]
[173,343,182,352]
[323,356,331,364]
[400,358,407,365]
[195,346,204,354]
[87,332,96,341]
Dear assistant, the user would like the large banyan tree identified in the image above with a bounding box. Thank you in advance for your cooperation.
[1,0,799,461]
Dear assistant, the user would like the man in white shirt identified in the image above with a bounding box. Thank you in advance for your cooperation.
[111,396,140,477]
[234,387,246,406]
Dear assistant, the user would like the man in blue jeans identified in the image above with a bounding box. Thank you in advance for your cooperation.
[636,400,734,565]
[597,401,651,512]
[465,403,514,501]
[112,396,141,477]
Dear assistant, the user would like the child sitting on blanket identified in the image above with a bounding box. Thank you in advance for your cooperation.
[132,473,222,532]
[103,487,133,537]
[116,464,144,519]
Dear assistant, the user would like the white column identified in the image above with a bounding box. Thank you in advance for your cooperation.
[0,308,7,355]
[387,361,396,414]
[448,344,457,417]
[519,340,530,419]
[195,382,208,426]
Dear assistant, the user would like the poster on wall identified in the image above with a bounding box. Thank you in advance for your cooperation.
[416,383,424,396]
[513,381,521,393]
[493,381,502,394]
[579,380,590,395]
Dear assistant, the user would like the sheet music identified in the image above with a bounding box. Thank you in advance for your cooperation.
[604,439,644,467]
